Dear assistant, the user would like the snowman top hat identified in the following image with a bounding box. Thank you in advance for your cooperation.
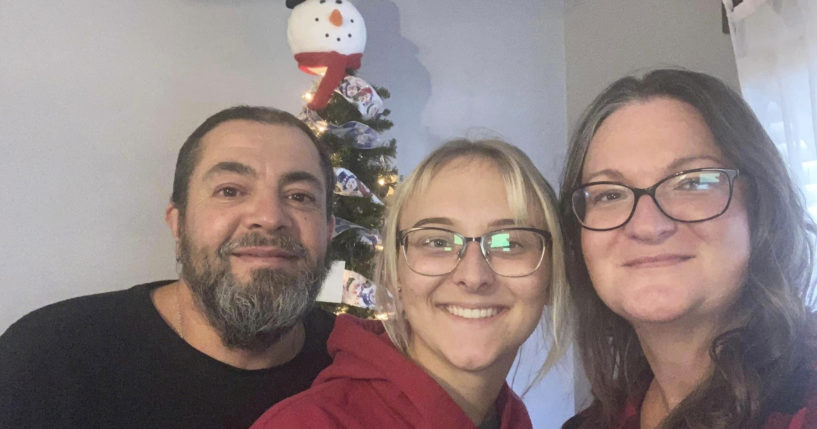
[287,0,345,8]
[287,0,354,9]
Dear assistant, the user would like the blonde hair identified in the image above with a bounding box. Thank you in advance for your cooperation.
[374,138,570,381]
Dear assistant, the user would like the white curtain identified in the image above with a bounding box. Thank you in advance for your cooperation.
[723,0,817,216]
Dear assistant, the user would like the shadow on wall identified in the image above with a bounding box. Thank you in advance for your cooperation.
[355,0,433,171]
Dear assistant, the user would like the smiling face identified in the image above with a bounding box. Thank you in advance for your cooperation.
[397,157,550,378]
[172,120,332,281]
[167,119,334,348]
[579,97,751,329]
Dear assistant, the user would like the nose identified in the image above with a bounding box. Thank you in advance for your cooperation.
[329,9,343,27]
[450,241,496,293]
[245,193,293,232]
[624,194,676,243]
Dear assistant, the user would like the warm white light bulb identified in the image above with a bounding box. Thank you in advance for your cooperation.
[303,92,314,102]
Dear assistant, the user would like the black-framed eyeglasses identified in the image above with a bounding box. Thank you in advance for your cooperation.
[570,168,740,231]
[398,227,551,277]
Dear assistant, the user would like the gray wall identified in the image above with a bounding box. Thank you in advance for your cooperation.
[565,0,740,129]
[0,1,572,427]
[363,0,568,184]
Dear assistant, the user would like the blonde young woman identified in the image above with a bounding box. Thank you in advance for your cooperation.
[252,139,569,429]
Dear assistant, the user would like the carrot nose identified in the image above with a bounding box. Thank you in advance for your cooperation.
[329,9,343,26]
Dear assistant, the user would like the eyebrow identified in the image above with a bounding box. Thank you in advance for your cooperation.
[203,161,257,180]
[488,218,518,228]
[202,163,324,188]
[584,168,624,183]
[412,217,452,228]
[583,154,726,183]
[411,217,518,229]
[666,155,725,171]
[280,171,324,190]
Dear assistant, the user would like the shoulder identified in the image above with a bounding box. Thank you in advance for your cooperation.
[0,280,175,370]
[252,318,411,429]
[3,284,143,341]
[318,315,397,369]
[296,306,336,367]
[327,314,388,346]
[250,378,370,429]
[0,281,171,426]
[761,348,817,429]
[1,281,169,345]
[303,305,336,340]
[496,384,533,429]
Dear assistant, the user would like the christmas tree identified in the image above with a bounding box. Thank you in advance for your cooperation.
[315,82,397,279]
[285,0,398,315]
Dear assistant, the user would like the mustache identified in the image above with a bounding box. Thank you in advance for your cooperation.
[217,232,307,259]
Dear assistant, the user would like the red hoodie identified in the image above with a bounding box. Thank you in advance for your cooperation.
[251,314,533,429]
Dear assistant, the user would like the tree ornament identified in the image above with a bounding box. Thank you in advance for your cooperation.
[333,217,383,247]
[336,76,384,119]
[286,0,367,110]
[342,269,376,309]
[334,167,383,204]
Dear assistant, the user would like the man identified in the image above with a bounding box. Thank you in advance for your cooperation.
[0,106,337,428]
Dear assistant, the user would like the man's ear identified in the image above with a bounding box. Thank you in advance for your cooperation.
[165,203,181,241]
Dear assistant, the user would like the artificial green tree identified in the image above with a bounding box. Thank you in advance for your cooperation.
[315,83,397,280]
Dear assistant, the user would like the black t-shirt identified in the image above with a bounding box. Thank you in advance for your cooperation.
[0,280,335,428]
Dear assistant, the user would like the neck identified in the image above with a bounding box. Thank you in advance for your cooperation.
[407,342,511,426]
[633,319,719,426]
[151,280,306,370]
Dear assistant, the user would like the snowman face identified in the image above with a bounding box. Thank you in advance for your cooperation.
[287,0,367,56]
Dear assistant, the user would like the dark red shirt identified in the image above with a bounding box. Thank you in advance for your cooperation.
[252,315,532,429]
[564,360,817,429]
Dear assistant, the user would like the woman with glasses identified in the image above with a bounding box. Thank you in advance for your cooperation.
[560,69,817,429]
[252,139,570,429]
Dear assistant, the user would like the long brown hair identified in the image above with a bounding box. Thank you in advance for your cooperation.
[560,69,817,428]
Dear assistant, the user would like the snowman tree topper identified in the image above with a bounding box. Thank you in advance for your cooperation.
[286,0,367,111]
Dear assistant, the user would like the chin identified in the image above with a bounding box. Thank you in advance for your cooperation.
[608,284,695,319]
[444,346,513,373]
[447,355,495,372]
[619,304,694,326]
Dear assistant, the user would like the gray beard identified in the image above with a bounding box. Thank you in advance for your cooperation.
[178,226,330,351]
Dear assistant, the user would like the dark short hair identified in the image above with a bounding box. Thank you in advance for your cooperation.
[171,106,335,219]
